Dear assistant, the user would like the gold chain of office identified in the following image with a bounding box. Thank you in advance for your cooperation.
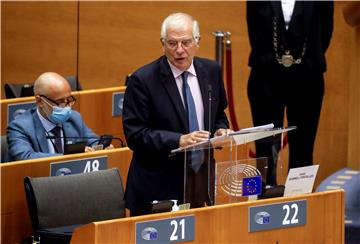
[273,17,307,68]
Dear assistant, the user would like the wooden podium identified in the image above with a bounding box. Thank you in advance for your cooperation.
[71,190,344,243]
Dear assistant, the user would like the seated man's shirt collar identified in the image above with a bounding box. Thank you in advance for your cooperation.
[36,108,58,132]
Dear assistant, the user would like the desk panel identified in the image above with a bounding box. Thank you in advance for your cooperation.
[72,190,344,243]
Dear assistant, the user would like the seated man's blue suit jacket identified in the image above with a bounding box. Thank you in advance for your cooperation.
[7,107,98,161]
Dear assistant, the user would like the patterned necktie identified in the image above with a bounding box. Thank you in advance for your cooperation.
[51,126,63,153]
[182,71,199,132]
[181,71,203,172]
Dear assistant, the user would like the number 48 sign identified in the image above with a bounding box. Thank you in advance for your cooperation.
[50,156,107,176]
[248,200,307,232]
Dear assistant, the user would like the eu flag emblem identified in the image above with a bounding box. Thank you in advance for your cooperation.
[242,176,262,196]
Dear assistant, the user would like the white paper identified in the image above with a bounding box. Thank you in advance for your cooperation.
[170,124,296,154]
[284,165,319,197]
[229,123,274,135]
[210,123,275,142]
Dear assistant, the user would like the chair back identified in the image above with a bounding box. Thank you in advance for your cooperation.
[65,76,82,91]
[24,168,125,230]
[4,83,34,98]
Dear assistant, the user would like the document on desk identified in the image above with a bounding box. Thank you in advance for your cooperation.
[210,123,275,143]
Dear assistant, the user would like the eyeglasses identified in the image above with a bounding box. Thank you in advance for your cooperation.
[40,95,76,108]
[163,38,195,50]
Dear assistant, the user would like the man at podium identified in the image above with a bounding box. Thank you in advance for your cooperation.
[122,12,231,216]
[6,72,104,161]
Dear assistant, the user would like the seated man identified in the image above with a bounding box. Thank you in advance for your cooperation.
[7,72,105,161]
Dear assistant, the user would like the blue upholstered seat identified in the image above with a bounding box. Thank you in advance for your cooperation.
[316,167,360,243]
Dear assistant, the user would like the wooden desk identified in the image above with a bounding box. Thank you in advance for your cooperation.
[0,147,132,244]
[72,190,344,243]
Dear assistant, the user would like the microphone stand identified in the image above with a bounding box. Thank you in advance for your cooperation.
[207,84,214,206]
[46,135,126,148]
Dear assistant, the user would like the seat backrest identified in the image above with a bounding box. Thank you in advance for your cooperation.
[4,83,34,99]
[65,76,82,91]
[24,168,125,230]
[4,77,81,99]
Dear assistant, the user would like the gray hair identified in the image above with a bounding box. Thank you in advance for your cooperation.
[160,12,200,43]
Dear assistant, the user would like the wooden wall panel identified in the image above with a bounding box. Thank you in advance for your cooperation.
[1,1,78,98]
[348,27,360,169]
[314,3,353,184]
[344,3,360,169]
[1,2,356,184]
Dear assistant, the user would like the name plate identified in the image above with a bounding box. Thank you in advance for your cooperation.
[7,101,36,124]
[249,200,306,232]
[284,165,319,196]
[136,215,195,244]
[50,156,107,176]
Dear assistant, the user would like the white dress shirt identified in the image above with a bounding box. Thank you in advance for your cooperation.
[167,60,204,131]
[281,0,296,30]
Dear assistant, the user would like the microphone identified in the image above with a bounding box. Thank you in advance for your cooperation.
[45,135,126,148]
[94,135,126,148]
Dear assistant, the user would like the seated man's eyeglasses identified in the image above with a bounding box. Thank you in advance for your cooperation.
[163,38,196,50]
[40,95,76,108]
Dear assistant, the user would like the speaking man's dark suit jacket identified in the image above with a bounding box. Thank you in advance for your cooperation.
[246,1,333,185]
[7,107,98,161]
[122,55,229,213]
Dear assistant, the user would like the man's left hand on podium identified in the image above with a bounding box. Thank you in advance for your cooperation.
[214,128,233,137]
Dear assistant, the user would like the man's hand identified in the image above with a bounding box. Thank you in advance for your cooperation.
[179,130,210,147]
[84,146,95,152]
[105,144,114,150]
[214,128,233,137]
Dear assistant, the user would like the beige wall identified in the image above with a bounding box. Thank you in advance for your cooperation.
[1,2,358,183]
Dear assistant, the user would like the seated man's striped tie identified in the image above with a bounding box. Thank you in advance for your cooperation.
[51,126,63,153]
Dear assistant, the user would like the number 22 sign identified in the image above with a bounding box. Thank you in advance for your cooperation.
[248,200,307,232]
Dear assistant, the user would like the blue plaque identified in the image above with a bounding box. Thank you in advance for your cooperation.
[50,156,107,176]
[112,92,124,117]
[249,200,307,232]
[7,101,36,124]
[136,215,195,244]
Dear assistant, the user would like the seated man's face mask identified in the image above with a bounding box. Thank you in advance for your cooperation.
[49,106,72,124]
[41,96,72,124]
